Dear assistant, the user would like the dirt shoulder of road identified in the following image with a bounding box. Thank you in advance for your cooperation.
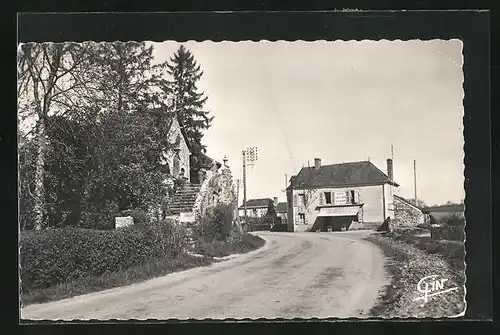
[365,232,466,318]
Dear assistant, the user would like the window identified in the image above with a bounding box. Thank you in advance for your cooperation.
[324,192,332,204]
[253,208,257,215]
[298,213,306,224]
[346,191,352,204]
[353,190,360,204]
[333,191,347,205]
[347,190,359,204]
[298,194,306,206]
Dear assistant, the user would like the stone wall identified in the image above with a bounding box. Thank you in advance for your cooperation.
[393,197,425,227]
[193,167,237,222]
[162,117,190,181]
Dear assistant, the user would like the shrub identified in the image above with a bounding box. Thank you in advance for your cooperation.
[270,223,288,232]
[250,224,271,232]
[194,203,234,241]
[119,209,149,227]
[431,224,464,241]
[193,232,265,258]
[20,220,188,292]
[80,200,119,230]
[429,212,465,226]
[446,213,465,226]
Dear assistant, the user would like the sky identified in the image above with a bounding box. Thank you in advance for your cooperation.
[151,40,465,207]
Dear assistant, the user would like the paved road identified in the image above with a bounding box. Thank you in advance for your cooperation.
[21,231,388,320]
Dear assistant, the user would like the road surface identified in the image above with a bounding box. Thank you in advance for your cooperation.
[21,231,388,320]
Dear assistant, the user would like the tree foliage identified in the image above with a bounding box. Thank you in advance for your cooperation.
[265,201,278,221]
[18,42,176,230]
[164,45,213,155]
[18,42,96,229]
[406,198,427,209]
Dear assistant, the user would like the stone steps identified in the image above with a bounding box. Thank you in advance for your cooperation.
[169,183,202,215]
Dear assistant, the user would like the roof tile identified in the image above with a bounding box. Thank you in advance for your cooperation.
[289,161,398,189]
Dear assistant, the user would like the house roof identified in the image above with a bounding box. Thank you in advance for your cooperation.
[276,202,288,213]
[394,195,424,211]
[198,152,222,169]
[238,198,273,209]
[287,161,399,190]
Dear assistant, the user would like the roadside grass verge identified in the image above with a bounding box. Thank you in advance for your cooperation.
[389,228,465,271]
[365,231,466,318]
[193,233,266,258]
[21,253,213,307]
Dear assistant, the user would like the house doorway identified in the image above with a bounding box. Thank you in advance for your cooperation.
[316,216,357,232]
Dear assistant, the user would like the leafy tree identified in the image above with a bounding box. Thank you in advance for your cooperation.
[407,198,427,208]
[88,42,169,114]
[18,42,96,230]
[18,42,175,230]
[43,114,95,228]
[264,200,278,224]
[164,45,213,155]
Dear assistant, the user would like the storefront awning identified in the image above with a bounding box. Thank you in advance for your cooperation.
[317,206,361,217]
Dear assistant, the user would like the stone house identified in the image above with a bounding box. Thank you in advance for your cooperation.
[160,111,222,221]
[160,115,191,182]
[286,158,399,232]
[276,202,288,224]
[393,194,425,226]
[238,197,277,219]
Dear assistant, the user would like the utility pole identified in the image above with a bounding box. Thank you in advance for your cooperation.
[242,150,247,232]
[391,145,394,161]
[414,160,418,206]
[236,178,241,227]
[241,146,258,232]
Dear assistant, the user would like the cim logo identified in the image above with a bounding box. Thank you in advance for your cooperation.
[413,274,459,304]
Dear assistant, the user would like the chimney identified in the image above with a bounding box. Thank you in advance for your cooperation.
[273,197,278,205]
[314,158,321,169]
[387,158,394,181]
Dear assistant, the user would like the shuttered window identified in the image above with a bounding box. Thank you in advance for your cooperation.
[324,192,332,204]
[354,190,360,203]
[346,191,352,204]
[299,194,305,207]
[319,192,325,205]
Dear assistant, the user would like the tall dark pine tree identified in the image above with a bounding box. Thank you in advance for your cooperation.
[165,45,213,155]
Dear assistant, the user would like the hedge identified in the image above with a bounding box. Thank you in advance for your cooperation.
[20,220,187,292]
[430,224,465,241]
[270,223,288,232]
[250,224,271,232]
